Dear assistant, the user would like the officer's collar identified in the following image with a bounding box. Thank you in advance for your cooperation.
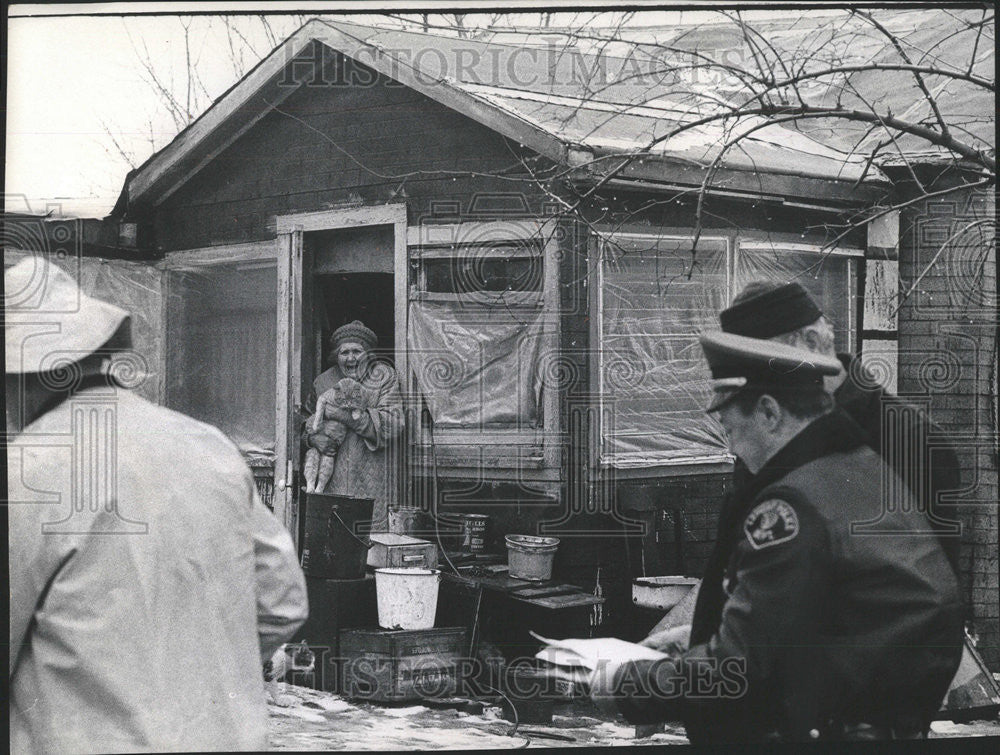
[739,409,869,506]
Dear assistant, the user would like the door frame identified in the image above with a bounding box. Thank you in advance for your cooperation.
[273,204,408,537]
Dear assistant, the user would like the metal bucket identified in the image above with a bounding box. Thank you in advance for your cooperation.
[374,567,441,630]
[506,534,560,582]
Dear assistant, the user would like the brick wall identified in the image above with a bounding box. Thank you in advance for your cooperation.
[896,175,998,669]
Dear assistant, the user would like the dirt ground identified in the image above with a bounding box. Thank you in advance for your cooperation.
[267,684,1000,749]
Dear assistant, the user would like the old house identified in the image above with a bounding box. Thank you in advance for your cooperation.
[7,15,995,657]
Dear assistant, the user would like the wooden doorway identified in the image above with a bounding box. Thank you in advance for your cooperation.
[273,205,407,540]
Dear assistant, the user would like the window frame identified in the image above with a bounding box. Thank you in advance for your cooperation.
[735,239,863,355]
[158,240,278,468]
[595,230,733,469]
[406,220,561,477]
[593,230,864,472]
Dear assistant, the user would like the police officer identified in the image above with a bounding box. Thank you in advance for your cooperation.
[719,280,962,568]
[649,281,964,672]
[593,332,963,743]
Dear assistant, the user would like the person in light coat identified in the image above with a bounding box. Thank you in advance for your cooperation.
[6,257,308,753]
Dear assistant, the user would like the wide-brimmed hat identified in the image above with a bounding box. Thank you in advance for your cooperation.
[5,256,130,374]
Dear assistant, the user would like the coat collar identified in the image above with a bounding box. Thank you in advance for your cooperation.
[737,408,870,509]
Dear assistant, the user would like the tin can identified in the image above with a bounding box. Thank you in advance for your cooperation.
[456,513,490,553]
[388,506,426,536]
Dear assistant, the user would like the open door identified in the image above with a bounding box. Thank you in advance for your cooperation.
[274,228,305,534]
[274,205,408,545]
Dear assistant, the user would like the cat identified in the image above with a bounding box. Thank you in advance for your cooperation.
[302,377,371,493]
[263,641,316,707]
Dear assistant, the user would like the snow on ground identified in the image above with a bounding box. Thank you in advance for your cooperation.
[267,684,1000,749]
[266,684,687,749]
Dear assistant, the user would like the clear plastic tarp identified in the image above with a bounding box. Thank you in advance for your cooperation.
[407,299,544,428]
[164,261,277,459]
[600,236,730,463]
[4,250,163,404]
[735,243,860,353]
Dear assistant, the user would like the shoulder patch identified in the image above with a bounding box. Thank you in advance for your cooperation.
[744,499,799,550]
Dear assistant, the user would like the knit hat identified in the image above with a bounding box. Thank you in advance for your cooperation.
[5,256,130,374]
[331,320,377,351]
[720,282,823,339]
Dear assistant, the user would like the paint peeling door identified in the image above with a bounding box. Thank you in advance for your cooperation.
[274,229,306,537]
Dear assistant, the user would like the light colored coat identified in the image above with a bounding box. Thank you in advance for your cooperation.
[8,387,308,753]
[308,361,404,531]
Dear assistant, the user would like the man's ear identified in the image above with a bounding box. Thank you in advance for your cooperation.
[802,327,822,353]
[757,394,783,431]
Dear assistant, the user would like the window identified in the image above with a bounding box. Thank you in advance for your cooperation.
[165,261,277,459]
[599,234,730,464]
[407,225,549,431]
[735,241,860,354]
[597,233,862,467]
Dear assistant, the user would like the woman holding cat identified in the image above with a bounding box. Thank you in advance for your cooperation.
[303,320,403,531]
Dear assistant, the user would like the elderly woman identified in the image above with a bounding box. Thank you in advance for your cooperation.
[303,320,403,531]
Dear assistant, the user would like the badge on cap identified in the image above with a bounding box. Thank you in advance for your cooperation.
[744,499,799,550]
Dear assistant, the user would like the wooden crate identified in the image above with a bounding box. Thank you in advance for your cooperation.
[340,627,468,702]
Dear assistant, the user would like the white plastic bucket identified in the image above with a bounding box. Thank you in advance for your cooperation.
[374,567,441,630]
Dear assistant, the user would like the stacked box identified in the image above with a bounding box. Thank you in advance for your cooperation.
[340,627,468,702]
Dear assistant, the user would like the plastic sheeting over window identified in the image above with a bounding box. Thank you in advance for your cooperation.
[600,236,730,463]
[735,243,860,353]
[165,262,276,460]
[3,250,163,404]
[407,300,544,428]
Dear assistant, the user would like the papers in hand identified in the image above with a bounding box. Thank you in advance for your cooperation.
[530,631,668,672]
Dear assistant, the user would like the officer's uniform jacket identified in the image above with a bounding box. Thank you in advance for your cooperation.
[601,410,963,743]
[690,356,962,666]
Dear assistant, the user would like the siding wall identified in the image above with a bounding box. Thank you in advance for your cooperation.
[152,56,551,250]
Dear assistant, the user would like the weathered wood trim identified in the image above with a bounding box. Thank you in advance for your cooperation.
[738,239,865,257]
[157,269,170,406]
[609,460,734,480]
[413,466,562,484]
[605,158,889,205]
[128,20,564,207]
[158,240,277,269]
[275,204,406,234]
[407,219,548,247]
[542,225,561,472]
[307,23,565,164]
[274,233,294,532]
[394,213,409,509]
[129,29,319,203]
[151,70,305,208]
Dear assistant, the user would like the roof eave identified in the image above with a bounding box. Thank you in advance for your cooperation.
[123,19,567,211]
[574,147,890,205]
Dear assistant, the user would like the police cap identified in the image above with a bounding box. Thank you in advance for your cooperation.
[699,331,841,412]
